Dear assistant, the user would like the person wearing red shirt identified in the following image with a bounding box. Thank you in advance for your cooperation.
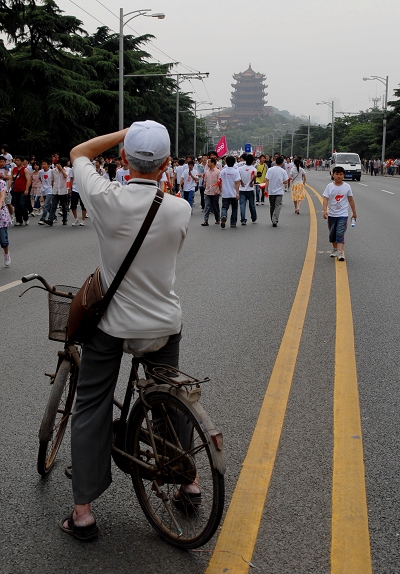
[11,154,32,225]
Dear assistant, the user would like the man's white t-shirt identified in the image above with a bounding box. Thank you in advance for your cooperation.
[69,167,79,193]
[220,166,240,198]
[238,165,257,191]
[323,182,353,217]
[181,166,198,191]
[52,167,68,195]
[175,165,185,185]
[116,167,130,185]
[266,165,288,195]
[73,157,191,339]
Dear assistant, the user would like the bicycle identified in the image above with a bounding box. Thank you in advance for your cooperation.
[20,273,226,549]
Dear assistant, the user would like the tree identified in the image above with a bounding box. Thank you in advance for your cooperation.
[0,1,202,156]
[386,86,400,157]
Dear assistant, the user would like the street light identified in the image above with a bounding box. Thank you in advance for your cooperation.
[316,101,334,157]
[363,75,389,169]
[193,101,211,158]
[125,72,209,156]
[299,115,311,158]
[181,99,211,157]
[273,129,283,154]
[119,8,165,144]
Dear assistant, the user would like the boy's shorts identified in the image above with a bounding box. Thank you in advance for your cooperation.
[328,216,348,244]
[4,191,11,205]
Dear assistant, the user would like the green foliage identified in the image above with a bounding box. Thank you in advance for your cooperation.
[0,1,202,156]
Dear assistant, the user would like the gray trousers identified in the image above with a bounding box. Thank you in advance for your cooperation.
[71,327,181,504]
[269,194,283,224]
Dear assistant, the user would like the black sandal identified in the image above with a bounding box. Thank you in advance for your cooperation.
[59,512,99,541]
[173,486,202,507]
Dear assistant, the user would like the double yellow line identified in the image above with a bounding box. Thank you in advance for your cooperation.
[206,186,371,573]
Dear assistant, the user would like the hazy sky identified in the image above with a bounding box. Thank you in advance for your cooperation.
[57,0,399,125]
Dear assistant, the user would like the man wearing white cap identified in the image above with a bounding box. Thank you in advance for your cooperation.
[60,121,191,540]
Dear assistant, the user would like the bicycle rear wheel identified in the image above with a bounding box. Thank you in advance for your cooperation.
[126,390,224,549]
[37,359,77,476]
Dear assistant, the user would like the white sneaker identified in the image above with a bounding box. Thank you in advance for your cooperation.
[71,219,79,226]
[4,253,11,267]
[330,249,338,258]
[337,251,346,261]
[23,220,29,226]
[79,220,85,226]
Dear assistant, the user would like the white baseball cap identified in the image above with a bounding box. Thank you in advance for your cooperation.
[124,120,170,161]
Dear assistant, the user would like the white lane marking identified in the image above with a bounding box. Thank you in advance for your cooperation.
[357,183,368,187]
[0,279,22,293]
[381,190,395,194]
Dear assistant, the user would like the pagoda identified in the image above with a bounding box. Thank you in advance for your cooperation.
[230,64,268,123]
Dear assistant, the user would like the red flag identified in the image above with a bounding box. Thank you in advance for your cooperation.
[216,135,228,157]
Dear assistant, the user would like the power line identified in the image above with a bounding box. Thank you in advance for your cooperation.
[68,0,108,27]
[200,79,213,105]
[92,0,200,74]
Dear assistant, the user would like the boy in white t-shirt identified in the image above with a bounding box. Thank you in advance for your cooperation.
[323,166,357,261]
[220,156,240,228]
[116,161,130,185]
[38,159,54,224]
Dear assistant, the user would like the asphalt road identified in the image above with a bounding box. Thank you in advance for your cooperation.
[1,170,399,573]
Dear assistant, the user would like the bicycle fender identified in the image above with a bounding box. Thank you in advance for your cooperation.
[145,384,226,475]
[188,399,226,475]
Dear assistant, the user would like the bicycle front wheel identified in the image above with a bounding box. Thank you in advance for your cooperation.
[37,359,77,476]
[126,390,224,549]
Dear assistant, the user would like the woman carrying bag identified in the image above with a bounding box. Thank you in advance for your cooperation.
[289,158,307,214]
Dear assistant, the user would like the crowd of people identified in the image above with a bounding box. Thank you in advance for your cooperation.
[362,158,400,175]
[166,151,307,227]
[0,141,363,268]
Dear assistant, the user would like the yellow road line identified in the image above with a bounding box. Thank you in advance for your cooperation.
[331,256,372,572]
[0,279,22,293]
[307,184,372,573]
[206,191,318,573]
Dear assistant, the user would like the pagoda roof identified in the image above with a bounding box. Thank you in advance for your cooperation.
[233,64,266,81]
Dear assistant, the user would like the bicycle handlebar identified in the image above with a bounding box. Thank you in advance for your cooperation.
[21,273,53,290]
[21,273,39,283]
[20,274,76,299]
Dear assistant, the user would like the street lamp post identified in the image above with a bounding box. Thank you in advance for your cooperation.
[316,101,334,157]
[363,75,389,170]
[273,129,283,155]
[282,124,295,157]
[193,101,210,158]
[119,8,165,142]
[300,115,311,158]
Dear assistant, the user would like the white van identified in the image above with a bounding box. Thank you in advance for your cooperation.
[330,152,362,181]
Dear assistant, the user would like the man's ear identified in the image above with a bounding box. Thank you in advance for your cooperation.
[159,156,171,172]
[121,148,128,164]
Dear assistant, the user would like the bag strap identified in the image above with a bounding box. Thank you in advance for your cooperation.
[99,187,164,312]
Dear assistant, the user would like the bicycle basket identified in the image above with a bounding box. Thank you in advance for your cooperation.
[48,285,80,342]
